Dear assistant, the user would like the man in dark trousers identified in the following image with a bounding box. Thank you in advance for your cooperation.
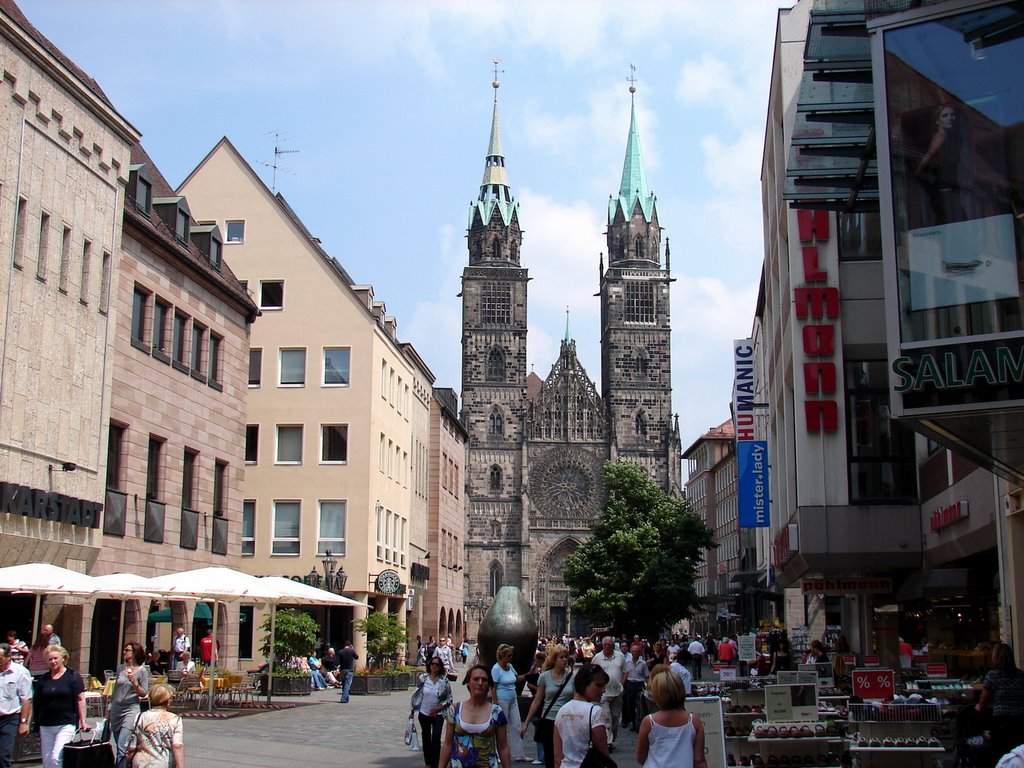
[336,641,359,703]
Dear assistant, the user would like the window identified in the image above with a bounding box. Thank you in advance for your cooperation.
[279,348,306,386]
[36,212,50,280]
[321,424,348,463]
[635,411,647,438]
[106,423,125,491]
[400,517,406,566]
[380,360,387,398]
[489,465,502,493]
[99,251,111,314]
[190,323,205,374]
[172,312,187,367]
[489,562,502,597]
[379,433,386,472]
[209,238,222,271]
[323,347,350,386]
[838,212,882,261]
[182,449,198,509]
[131,287,150,349]
[248,348,262,387]
[245,425,259,463]
[272,501,300,555]
[396,376,403,414]
[213,460,227,515]
[146,436,163,501]
[375,504,384,559]
[317,501,347,555]
[481,282,511,324]
[260,280,283,310]
[385,509,393,562]
[624,281,655,323]
[135,176,151,214]
[486,348,505,381]
[175,207,189,243]
[241,500,256,556]
[276,425,303,464]
[79,240,91,304]
[13,197,26,269]
[208,334,222,385]
[488,408,504,437]
[58,227,71,292]
[226,220,245,243]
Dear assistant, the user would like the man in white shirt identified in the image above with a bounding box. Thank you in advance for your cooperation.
[687,637,706,681]
[590,636,627,750]
[433,638,455,677]
[0,643,33,768]
[669,653,693,695]
[171,627,190,670]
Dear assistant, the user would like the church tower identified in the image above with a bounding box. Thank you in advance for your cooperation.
[461,76,528,610]
[600,81,681,493]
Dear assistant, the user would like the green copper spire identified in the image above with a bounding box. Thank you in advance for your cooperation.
[609,74,656,225]
[470,66,518,229]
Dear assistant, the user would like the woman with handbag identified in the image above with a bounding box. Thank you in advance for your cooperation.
[553,663,613,768]
[33,645,89,768]
[109,642,151,768]
[124,684,183,768]
[410,657,453,768]
[635,671,706,768]
[438,665,512,768]
[521,645,575,768]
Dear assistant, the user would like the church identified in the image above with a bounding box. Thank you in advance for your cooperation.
[461,78,682,638]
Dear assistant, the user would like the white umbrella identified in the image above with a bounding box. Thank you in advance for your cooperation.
[144,567,282,712]
[91,573,161,654]
[0,563,97,646]
[255,576,370,704]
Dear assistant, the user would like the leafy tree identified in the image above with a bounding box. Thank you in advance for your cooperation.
[355,611,408,669]
[563,461,715,638]
[260,608,318,669]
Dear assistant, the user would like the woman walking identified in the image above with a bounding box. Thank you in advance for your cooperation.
[125,683,184,768]
[635,671,707,768]
[438,664,513,768]
[26,630,52,678]
[521,644,575,768]
[553,663,612,768]
[491,644,528,761]
[33,645,89,768]
[410,657,454,768]
[109,642,151,768]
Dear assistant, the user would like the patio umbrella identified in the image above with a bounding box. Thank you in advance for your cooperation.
[0,563,97,645]
[91,573,161,654]
[255,576,370,704]
[144,567,282,712]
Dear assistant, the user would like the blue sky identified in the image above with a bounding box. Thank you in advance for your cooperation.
[22,0,787,455]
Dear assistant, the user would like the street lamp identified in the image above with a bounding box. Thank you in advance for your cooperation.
[465,595,489,623]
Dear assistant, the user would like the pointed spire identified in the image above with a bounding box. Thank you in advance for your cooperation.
[564,306,571,342]
[609,66,656,225]
[470,61,518,229]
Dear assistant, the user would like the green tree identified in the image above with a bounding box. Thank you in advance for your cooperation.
[563,461,715,638]
[260,608,318,666]
[355,611,408,669]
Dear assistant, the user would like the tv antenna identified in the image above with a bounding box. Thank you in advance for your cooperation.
[257,132,299,193]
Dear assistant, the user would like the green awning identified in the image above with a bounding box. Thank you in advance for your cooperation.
[147,602,212,623]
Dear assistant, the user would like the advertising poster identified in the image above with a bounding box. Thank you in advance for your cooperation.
[738,634,757,663]
[733,340,769,528]
[687,696,726,768]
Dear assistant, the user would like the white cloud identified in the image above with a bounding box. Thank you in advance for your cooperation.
[677,53,736,104]
[700,130,765,195]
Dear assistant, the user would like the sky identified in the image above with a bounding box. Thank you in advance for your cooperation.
[21,0,788,457]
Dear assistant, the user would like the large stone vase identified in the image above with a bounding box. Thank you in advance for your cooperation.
[477,586,538,680]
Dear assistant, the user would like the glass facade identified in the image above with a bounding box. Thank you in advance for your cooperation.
[883,3,1024,344]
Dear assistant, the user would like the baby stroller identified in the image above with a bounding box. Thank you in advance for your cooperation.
[955,704,996,768]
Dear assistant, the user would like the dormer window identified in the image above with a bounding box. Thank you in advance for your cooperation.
[153,196,192,247]
[127,164,154,217]
[189,223,224,271]
[209,237,221,271]
[175,208,189,243]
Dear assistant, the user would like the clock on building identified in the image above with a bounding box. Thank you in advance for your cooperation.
[375,569,402,595]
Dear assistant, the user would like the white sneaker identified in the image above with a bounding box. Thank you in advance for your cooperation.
[531,761,543,765]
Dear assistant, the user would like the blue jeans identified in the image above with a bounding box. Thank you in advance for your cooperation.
[0,712,20,768]
[310,669,327,690]
[340,669,354,702]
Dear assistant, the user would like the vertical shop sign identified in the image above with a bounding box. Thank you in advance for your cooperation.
[734,340,769,528]
[795,210,839,432]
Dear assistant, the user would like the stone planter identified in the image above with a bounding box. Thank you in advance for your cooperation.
[392,671,412,690]
[350,674,391,695]
[270,675,312,696]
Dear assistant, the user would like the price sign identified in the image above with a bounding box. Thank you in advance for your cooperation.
[843,654,857,667]
[926,663,948,678]
[738,634,757,662]
[718,666,738,680]
[853,668,894,700]
[863,655,880,666]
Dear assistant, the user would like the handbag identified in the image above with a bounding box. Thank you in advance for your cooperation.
[62,728,114,768]
[578,706,616,768]
[409,725,420,752]
[404,718,415,746]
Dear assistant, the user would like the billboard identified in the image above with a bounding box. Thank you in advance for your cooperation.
[733,340,769,528]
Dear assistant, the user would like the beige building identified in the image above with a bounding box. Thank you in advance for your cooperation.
[179,138,435,663]
[0,0,137,667]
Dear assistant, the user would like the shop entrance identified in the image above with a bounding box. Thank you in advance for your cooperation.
[89,598,121,676]
[0,593,35,643]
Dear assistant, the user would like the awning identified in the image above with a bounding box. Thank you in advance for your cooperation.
[147,601,212,623]
[896,568,971,602]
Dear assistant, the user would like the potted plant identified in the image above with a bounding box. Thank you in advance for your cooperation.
[260,608,318,696]
[350,612,408,695]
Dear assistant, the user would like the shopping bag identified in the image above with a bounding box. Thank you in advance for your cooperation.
[62,729,114,768]
[404,718,414,746]
[409,726,419,752]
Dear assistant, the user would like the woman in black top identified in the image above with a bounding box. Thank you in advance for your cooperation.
[34,645,89,768]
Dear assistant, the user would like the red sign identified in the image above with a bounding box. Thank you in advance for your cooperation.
[795,209,839,433]
[853,668,894,699]
[843,654,857,667]
[926,663,948,678]
[863,655,880,666]
[930,500,969,532]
